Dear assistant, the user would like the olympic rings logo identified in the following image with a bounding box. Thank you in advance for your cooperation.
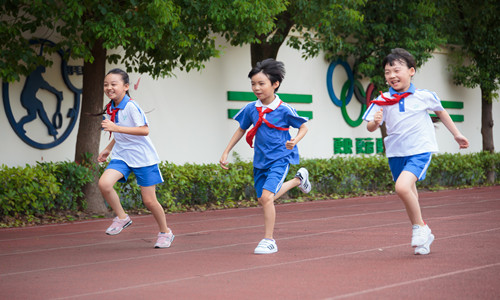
[326,59,376,127]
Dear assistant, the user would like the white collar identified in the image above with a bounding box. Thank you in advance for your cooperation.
[255,94,281,110]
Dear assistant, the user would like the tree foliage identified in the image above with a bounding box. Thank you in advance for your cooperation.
[248,0,365,66]
[439,0,499,99]
[324,0,445,89]
[0,0,285,81]
[0,0,285,213]
[438,0,499,156]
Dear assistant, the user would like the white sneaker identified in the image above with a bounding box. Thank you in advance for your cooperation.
[254,238,278,254]
[411,224,432,247]
[295,167,311,193]
[415,233,435,255]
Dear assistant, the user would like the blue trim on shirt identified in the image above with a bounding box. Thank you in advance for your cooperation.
[389,83,416,112]
[110,94,131,123]
[389,83,416,96]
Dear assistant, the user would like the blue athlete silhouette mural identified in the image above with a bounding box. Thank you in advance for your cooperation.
[2,39,82,149]
[18,65,63,139]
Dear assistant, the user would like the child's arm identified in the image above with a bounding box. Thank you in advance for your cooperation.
[98,139,116,162]
[434,110,469,149]
[367,108,383,132]
[101,119,149,136]
[220,127,246,169]
[286,123,308,150]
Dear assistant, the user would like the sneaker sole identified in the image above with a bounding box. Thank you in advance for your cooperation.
[106,220,132,235]
[254,245,278,254]
[155,235,175,248]
[414,234,435,255]
[297,168,311,194]
[254,249,278,254]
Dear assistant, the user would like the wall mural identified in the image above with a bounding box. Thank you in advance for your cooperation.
[2,39,82,149]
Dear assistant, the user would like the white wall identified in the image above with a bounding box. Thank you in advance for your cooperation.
[1,40,498,167]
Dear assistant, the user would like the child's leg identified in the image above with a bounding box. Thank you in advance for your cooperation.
[98,169,127,219]
[395,170,425,226]
[255,164,305,240]
[259,178,301,239]
[259,189,276,239]
[140,185,169,233]
[274,177,301,199]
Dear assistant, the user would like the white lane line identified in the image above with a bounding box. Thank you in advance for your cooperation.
[2,217,499,278]
[50,227,500,299]
[1,191,497,241]
[324,262,500,299]
[1,203,498,256]
[1,206,497,257]
[1,195,497,244]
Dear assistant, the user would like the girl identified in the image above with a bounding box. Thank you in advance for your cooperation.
[220,59,311,254]
[98,68,174,249]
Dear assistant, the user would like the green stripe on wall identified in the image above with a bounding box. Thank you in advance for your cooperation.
[227,91,257,101]
[441,101,463,109]
[227,91,313,103]
[430,114,464,122]
[297,111,313,119]
[228,109,313,120]
[228,109,239,119]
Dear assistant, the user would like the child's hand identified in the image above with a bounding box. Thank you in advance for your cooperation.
[219,153,229,170]
[286,138,297,150]
[101,119,118,132]
[455,134,469,149]
[374,108,383,125]
[98,149,110,162]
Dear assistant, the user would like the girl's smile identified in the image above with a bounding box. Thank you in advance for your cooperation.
[104,73,129,104]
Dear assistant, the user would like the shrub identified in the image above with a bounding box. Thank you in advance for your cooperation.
[111,152,499,210]
[0,161,93,217]
[0,164,59,216]
[38,161,94,210]
[0,152,498,218]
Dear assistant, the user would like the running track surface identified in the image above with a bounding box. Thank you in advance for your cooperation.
[1,186,499,300]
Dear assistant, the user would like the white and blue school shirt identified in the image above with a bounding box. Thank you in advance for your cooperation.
[234,95,308,169]
[362,83,444,158]
[106,95,160,168]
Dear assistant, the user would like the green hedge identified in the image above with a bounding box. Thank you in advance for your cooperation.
[114,152,499,211]
[0,162,93,217]
[1,152,498,218]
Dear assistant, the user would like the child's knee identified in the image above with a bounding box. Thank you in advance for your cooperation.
[98,177,112,192]
[142,197,154,207]
[395,181,411,195]
[258,192,274,206]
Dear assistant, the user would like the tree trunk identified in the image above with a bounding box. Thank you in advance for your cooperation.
[75,40,108,214]
[250,11,293,67]
[250,41,282,67]
[480,85,495,183]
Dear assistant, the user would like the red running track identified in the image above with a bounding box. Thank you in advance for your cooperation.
[1,186,499,299]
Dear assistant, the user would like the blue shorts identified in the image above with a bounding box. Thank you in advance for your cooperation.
[253,163,290,198]
[388,152,432,182]
[106,159,164,187]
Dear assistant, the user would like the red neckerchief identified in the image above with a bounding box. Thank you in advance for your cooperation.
[105,99,133,139]
[246,101,289,148]
[370,91,412,106]
[106,101,119,123]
